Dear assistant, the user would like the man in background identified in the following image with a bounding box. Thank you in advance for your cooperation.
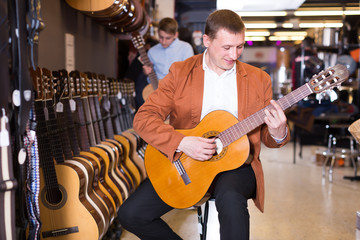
[143,17,194,80]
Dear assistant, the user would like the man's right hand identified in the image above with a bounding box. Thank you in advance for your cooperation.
[143,65,152,75]
[177,136,216,161]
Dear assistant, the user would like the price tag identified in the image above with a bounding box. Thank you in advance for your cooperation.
[56,102,64,112]
[69,99,76,112]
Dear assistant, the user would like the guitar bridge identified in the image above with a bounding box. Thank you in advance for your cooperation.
[174,159,191,185]
[42,226,79,238]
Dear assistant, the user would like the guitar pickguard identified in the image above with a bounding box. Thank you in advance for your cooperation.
[201,130,227,162]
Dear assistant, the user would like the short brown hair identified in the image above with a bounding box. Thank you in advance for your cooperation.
[205,9,245,40]
[158,18,178,35]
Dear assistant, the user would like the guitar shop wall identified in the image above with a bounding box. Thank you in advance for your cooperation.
[38,0,118,77]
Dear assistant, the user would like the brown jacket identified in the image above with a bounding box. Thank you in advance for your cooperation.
[133,53,290,212]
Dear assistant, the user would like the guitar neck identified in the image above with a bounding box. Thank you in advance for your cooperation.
[73,97,91,151]
[218,83,312,147]
[137,45,158,90]
[81,96,97,146]
[93,97,107,141]
[100,95,115,139]
[34,100,60,190]
[62,99,81,156]
[88,96,103,144]
[44,99,66,164]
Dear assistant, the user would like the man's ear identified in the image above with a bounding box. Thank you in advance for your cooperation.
[174,32,179,39]
[203,34,210,48]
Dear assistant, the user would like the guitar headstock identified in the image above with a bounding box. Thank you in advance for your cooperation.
[30,67,43,100]
[108,78,118,96]
[98,74,108,96]
[41,68,54,100]
[131,31,145,51]
[51,70,61,101]
[69,70,82,98]
[59,69,71,98]
[80,72,92,97]
[85,72,99,97]
[308,64,349,94]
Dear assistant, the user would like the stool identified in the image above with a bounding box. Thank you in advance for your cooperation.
[322,133,358,182]
[197,198,216,240]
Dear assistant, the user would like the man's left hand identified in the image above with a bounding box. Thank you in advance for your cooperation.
[264,100,287,139]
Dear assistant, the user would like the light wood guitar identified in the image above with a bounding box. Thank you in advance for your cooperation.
[145,64,349,209]
[69,70,122,211]
[131,32,158,101]
[31,68,101,240]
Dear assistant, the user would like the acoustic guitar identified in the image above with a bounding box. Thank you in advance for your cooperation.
[31,68,101,240]
[55,69,115,226]
[144,64,349,209]
[131,32,158,101]
[69,70,122,212]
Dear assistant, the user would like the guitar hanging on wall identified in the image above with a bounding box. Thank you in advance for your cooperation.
[144,64,350,209]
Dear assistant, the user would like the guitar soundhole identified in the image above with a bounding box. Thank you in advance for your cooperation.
[202,131,227,162]
[41,184,67,210]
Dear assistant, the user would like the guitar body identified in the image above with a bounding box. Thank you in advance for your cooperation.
[120,131,147,181]
[100,141,131,199]
[39,164,100,240]
[114,133,143,185]
[72,155,116,221]
[89,146,125,205]
[145,111,250,209]
[141,83,154,101]
[80,150,121,211]
[64,160,111,235]
[106,138,137,192]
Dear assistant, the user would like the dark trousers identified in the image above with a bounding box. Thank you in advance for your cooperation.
[117,164,256,240]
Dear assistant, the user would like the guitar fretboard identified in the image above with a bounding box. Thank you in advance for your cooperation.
[137,46,158,90]
[218,83,312,147]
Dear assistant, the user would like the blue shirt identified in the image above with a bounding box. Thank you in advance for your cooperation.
[147,38,194,80]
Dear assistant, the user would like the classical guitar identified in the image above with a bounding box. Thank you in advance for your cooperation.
[62,70,117,221]
[69,70,122,213]
[70,70,125,209]
[131,31,158,101]
[107,77,143,187]
[107,78,145,184]
[55,69,114,227]
[32,68,101,240]
[144,64,349,209]
[87,73,135,193]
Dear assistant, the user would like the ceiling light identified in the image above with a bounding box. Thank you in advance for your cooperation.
[245,23,278,29]
[295,10,360,16]
[282,23,293,28]
[273,31,307,36]
[217,0,305,11]
[245,31,270,36]
[299,22,343,28]
[269,36,305,41]
[245,36,266,41]
[237,11,287,17]
[295,10,343,16]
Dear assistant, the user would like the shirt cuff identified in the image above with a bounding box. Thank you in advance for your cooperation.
[271,127,288,143]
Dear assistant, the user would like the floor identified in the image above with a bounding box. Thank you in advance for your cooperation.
[119,142,360,240]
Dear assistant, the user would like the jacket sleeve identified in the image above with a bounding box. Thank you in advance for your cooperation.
[133,64,185,162]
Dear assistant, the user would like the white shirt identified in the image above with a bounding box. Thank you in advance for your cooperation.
[200,49,238,120]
